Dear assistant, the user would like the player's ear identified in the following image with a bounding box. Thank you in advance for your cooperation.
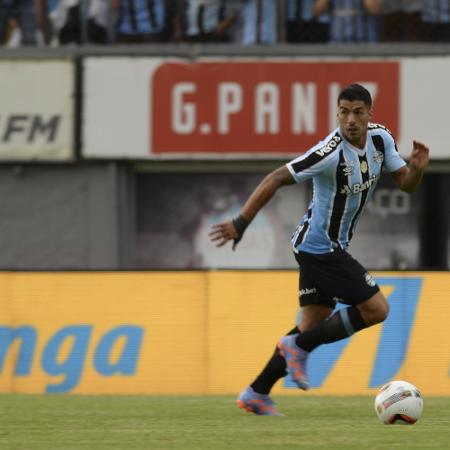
[368,108,373,119]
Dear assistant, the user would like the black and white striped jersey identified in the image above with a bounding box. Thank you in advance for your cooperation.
[286,124,406,254]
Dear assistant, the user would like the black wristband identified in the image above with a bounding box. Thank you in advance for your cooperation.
[232,214,249,237]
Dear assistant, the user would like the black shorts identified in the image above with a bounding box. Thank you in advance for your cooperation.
[295,248,380,309]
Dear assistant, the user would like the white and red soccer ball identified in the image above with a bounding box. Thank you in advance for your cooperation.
[374,380,423,425]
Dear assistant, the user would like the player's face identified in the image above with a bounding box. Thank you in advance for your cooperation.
[337,99,372,149]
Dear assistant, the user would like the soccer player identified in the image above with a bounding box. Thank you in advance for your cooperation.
[209,83,429,416]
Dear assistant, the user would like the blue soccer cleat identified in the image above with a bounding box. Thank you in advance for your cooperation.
[277,334,310,390]
[236,386,284,416]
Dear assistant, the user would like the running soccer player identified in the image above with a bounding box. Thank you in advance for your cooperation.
[209,83,429,416]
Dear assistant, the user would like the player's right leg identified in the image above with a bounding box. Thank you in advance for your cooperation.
[237,264,335,412]
[298,304,334,332]
[238,305,332,414]
[237,326,297,416]
[278,267,336,390]
[250,304,332,393]
[237,386,284,416]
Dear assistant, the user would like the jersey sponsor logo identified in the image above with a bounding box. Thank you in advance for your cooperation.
[373,150,384,165]
[339,160,354,176]
[368,123,393,135]
[292,133,341,173]
[315,134,342,157]
[299,287,317,296]
[340,174,379,195]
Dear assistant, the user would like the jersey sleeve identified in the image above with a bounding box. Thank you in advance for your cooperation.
[286,132,342,183]
[382,131,406,173]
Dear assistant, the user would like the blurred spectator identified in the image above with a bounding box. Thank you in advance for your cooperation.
[286,0,329,43]
[87,0,111,43]
[49,0,82,45]
[1,18,20,46]
[421,0,450,42]
[313,0,382,43]
[0,0,45,46]
[48,0,111,45]
[113,0,175,43]
[381,0,422,42]
[175,0,238,43]
[236,0,278,44]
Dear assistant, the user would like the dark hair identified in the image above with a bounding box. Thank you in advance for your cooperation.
[337,84,372,107]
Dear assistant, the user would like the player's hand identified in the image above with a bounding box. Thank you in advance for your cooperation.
[209,221,241,251]
[409,140,429,173]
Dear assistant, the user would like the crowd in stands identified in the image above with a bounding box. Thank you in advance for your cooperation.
[0,0,449,47]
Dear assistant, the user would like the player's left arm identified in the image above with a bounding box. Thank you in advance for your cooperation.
[392,140,430,193]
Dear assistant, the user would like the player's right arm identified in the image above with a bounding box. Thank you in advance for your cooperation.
[210,131,341,250]
[239,166,295,224]
[209,166,294,250]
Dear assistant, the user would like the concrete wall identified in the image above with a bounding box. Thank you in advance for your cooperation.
[0,162,135,269]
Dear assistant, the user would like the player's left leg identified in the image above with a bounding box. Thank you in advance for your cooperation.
[356,290,389,325]
[281,295,383,390]
[281,249,386,389]
[250,305,332,395]
[293,290,387,353]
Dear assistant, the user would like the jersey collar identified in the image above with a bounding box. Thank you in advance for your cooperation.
[339,128,368,156]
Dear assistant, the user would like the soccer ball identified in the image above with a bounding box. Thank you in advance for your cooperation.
[374,380,423,425]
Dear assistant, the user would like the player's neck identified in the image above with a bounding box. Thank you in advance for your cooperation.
[343,133,367,149]
[353,138,367,149]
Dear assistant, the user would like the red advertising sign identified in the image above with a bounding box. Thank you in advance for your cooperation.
[152,61,399,155]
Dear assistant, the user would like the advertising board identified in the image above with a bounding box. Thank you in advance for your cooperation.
[83,57,450,159]
[0,272,448,396]
[0,61,74,161]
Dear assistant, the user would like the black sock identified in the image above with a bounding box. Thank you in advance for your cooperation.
[295,307,367,353]
[250,327,299,395]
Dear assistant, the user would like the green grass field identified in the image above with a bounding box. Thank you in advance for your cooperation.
[0,395,448,450]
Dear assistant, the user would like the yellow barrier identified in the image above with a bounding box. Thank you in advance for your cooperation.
[0,272,448,395]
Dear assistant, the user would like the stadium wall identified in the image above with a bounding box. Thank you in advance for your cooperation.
[0,56,448,270]
[0,163,136,269]
[0,271,448,396]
